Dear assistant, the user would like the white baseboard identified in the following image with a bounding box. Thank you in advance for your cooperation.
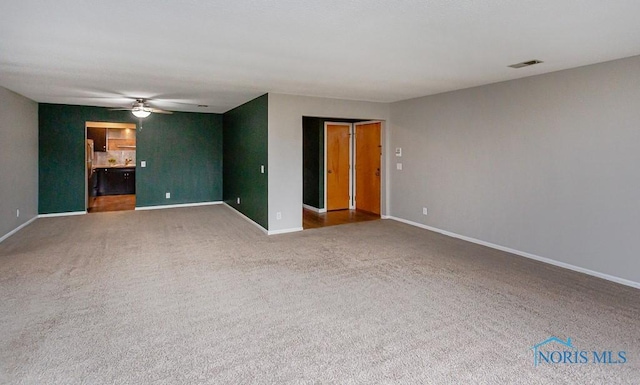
[386,216,640,290]
[303,204,326,213]
[0,216,38,243]
[135,201,222,211]
[268,227,304,235]
[222,203,268,234]
[223,203,303,236]
[38,211,86,218]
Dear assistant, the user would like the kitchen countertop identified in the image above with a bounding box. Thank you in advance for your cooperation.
[93,164,136,169]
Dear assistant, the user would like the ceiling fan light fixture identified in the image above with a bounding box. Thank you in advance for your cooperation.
[132,107,151,118]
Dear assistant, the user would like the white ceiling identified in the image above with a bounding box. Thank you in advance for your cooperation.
[1,0,639,113]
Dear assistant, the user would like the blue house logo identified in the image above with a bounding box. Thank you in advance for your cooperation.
[531,336,577,367]
[531,336,628,366]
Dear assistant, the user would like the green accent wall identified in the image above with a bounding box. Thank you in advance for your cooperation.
[302,117,323,208]
[135,111,222,207]
[38,104,222,214]
[223,94,268,229]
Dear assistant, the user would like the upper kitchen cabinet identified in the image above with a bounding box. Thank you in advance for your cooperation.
[107,127,136,151]
[87,127,107,152]
[86,122,137,152]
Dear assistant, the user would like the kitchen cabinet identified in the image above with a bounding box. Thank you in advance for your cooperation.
[89,170,98,204]
[87,127,107,152]
[96,168,135,195]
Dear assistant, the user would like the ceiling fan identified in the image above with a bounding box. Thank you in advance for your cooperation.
[110,98,173,118]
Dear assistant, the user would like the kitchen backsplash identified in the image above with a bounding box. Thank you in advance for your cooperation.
[94,151,136,166]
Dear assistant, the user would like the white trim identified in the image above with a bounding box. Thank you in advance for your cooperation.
[383,120,390,218]
[85,121,136,129]
[356,120,384,125]
[224,203,302,236]
[268,227,304,235]
[223,203,269,234]
[135,201,223,211]
[381,215,391,219]
[323,123,327,211]
[348,123,354,210]
[351,124,356,210]
[386,216,640,290]
[38,211,86,218]
[303,204,326,213]
[0,216,38,243]
[85,126,89,211]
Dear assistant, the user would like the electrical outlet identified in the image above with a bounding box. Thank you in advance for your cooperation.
[16,209,20,218]
[423,207,428,215]
[166,192,171,199]
[261,165,265,174]
[276,212,282,220]
[397,163,403,170]
[237,197,240,204]
[141,160,146,168]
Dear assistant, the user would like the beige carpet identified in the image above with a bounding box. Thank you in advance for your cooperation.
[0,205,638,384]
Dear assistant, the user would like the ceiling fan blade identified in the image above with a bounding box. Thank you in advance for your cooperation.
[148,108,173,114]
[109,108,133,111]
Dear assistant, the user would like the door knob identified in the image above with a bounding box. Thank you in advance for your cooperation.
[375,168,380,176]
[328,170,333,174]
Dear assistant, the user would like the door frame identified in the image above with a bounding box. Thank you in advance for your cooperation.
[324,122,354,211]
[85,121,137,211]
[353,120,383,215]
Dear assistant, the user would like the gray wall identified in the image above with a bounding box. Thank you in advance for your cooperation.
[268,93,390,232]
[389,55,640,284]
[0,87,38,240]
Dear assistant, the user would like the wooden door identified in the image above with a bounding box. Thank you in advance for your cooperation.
[355,122,381,215]
[326,124,350,211]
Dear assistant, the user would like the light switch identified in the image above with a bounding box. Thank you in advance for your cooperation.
[141,161,146,168]
[395,148,402,157]
[397,163,403,170]
[261,165,265,174]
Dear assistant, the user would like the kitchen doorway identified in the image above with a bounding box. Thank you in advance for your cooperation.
[86,122,137,213]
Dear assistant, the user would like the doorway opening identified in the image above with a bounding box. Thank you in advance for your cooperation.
[302,117,383,230]
[86,122,137,213]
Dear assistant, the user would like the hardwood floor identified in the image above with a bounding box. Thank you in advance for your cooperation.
[303,208,380,230]
[88,195,136,213]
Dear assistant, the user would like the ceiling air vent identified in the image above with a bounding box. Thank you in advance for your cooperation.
[508,59,543,69]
